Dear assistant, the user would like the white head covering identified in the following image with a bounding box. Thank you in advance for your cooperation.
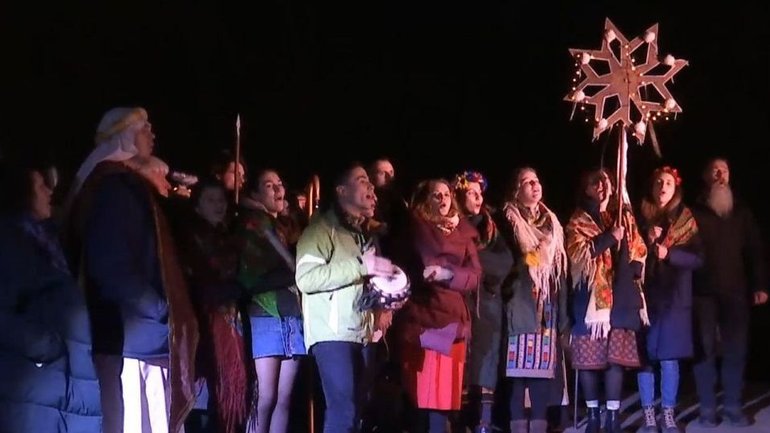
[68,107,156,196]
[77,107,146,182]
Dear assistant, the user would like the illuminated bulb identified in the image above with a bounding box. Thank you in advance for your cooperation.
[644,31,656,43]
[580,105,586,111]
[605,29,617,43]
[597,118,609,130]
[573,90,586,102]
[634,121,646,136]
[663,54,675,66]
[664,98,677,110]
[581,52,592,65]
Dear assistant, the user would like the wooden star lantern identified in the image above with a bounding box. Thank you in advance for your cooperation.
[565,19,688,145]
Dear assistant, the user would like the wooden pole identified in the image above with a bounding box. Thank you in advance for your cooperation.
[234,114,241,208]
[616,127,624,225]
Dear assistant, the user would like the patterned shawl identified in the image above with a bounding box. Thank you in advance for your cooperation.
[182,217,248,433]
[660,206,698,249]
[237,202,299,318]
[565,205,648,339]
[503,201,567,300]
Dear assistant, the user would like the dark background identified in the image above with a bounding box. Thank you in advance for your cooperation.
[3,1,769,376]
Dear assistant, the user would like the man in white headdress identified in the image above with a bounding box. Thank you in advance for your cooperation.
[64,107,198,433]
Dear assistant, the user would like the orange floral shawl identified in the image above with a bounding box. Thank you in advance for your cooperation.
[565,206,648,338]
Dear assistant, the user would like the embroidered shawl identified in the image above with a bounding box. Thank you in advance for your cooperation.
[503,201,567,299]
[660,206,698,249]
[565,205,647,338]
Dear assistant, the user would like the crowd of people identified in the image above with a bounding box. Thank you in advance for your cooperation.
[0,106,767,433]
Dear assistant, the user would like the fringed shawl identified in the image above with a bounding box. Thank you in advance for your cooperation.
[565,205,647,339]
[503,201,567,299]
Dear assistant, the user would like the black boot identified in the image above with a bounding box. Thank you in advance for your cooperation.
[585,407,600,433]
[604,409,621,433]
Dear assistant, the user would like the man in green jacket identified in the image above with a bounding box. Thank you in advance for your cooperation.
[295,162,395,433]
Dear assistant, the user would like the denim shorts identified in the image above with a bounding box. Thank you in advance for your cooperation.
[249,315,307,359]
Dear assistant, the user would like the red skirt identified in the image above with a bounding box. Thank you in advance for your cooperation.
[401,341,466,410]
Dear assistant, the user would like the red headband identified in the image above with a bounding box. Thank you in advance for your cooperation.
[655,166,682,186]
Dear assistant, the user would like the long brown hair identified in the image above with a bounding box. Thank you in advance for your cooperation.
[410,178,460,221]
[640,166,684,224]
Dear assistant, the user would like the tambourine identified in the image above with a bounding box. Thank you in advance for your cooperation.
[368,265,411,311]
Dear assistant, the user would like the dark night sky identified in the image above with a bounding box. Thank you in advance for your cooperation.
[3,0,770,376]
[2,2,768,210]
[4,2,769,214]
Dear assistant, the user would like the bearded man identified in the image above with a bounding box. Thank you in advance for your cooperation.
[691,157,768,427]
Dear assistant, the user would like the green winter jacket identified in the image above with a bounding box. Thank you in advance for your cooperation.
[295,209,371,349]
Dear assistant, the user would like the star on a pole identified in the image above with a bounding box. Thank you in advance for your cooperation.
[565,19,688,143]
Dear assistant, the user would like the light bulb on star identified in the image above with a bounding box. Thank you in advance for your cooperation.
[564,19,688,142]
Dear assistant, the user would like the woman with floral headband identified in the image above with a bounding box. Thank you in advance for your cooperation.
[565,168,648,433]
[499,167,569,433]
[452,171,514,433]
[636,166,702,433]
[396,178,482,433]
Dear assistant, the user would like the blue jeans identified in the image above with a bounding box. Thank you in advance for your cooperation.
[637,360,680,407]
[312,341,377,433]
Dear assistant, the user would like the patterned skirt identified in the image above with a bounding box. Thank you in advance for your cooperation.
[570,328,641,370]
[506,301,558,378]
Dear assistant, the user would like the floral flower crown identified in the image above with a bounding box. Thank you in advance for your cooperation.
[655,165,682,186]
[452,170,488,192]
